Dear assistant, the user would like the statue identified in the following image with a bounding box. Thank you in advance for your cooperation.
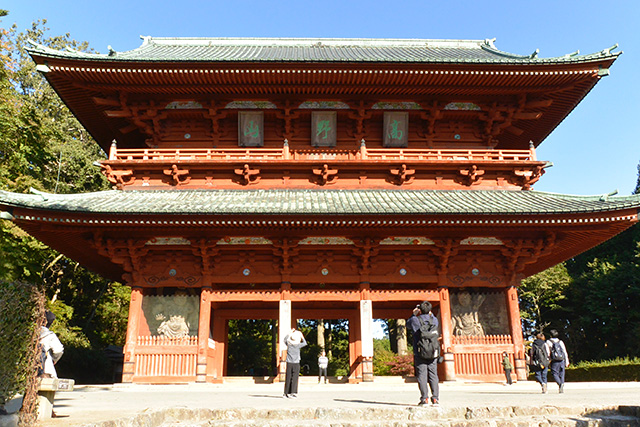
[451,291,486,336]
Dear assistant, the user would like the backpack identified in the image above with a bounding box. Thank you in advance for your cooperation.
[531,341,549,369]
[416,317,439,359]
[37,341,47,377]
[550,340,565,362]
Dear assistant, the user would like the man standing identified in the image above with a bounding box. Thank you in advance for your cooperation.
[407,301,440,406]
[318,350,328,384]
[283,328,307,398]
[546,329,569,393]
[501,351,513,385]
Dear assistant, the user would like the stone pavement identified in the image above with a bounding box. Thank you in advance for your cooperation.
[34,379,640,426]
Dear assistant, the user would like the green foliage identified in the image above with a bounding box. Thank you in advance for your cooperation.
[372,338,394,375]
[519,263,571,338]
[0,281,43,405]
[565,357,640,382]
[227,319,275,376]
[0,19,128,383]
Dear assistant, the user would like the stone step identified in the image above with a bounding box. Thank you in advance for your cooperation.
[83,406,640,427]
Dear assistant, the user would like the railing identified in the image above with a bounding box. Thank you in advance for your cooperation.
[109,145,535,163]
[136,335,199,346]
[134,335,198,379]
[452,335,513,345]
[454,352,513,376]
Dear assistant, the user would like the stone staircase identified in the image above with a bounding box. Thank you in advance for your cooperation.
[86,405,640,427]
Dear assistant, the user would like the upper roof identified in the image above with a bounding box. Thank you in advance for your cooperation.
[28,37,620,65]
[1,188,638,216]
[26,37,621,153]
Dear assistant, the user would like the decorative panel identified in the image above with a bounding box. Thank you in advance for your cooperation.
[238,111,264,147]
[450,290,509,337]
[383,112,408,147]
[311,111,337,147]
[142,294,200,337]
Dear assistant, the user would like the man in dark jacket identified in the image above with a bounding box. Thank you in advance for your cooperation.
[407,301,440,406]
[529,332,549,393]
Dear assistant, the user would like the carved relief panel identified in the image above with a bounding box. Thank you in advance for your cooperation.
[450,289,508,336]
[142,293,200,337]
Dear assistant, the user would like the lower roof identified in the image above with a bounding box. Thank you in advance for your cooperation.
[1,189,639,217]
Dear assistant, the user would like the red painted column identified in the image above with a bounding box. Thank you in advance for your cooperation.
[438,286,456,381]
[348,312,362,383]
[196,286,212,383]
[506,286,526,380]
[122,286,143,383]
[211,310,226,383]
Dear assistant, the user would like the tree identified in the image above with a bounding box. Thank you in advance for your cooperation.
[519,263,571,339]
[0,17,128,384]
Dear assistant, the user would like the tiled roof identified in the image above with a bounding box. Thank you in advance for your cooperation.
[27,37,620,65]
[1,189,639,217]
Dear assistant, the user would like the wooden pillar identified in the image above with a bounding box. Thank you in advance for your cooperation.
[122,286,143,383]
[348,313,362,383]
[196,287,212,383]
[360,299,374,382]
[211,310,226,383]
[438,286,456,381]
[278,298,292,382]
[507,286,526,380]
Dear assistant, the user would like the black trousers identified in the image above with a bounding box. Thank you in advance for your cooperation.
[318,366,327,382]
[504,368,513,384]
[414,356,439,402]
[284,362,300,395]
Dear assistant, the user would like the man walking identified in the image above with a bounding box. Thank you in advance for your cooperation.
[407,301,440,406]
[529,332,549,393]
[546,329,569,393]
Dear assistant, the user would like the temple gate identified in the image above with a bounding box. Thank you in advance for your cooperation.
[2,37,639,383]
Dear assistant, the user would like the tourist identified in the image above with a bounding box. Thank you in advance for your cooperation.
[501,351,513,385]
[546,329,569,393]
[40,310,64,379]
[283,328,307,398]
[529,332,549,393]
[407,301,440,406]
[318,350,328,384]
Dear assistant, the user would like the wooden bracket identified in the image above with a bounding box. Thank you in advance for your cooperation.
[459,165,485,186]
[313,164,338,185]
[101,164,135,189]
[163,164,191,186]
[234,164,261,185]
[390,164,415,185]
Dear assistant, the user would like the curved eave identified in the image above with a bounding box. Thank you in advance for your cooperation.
[2,189,639,216]
[2,189,638,282]
[26,38,621,65]
[29,53,616,153]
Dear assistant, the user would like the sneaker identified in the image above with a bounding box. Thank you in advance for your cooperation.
[283,393,289,398]
[418,400,428,406]
[542,384,547,394]
[290,394,297,398]
[559,384,564,393]
[431,397,439,407]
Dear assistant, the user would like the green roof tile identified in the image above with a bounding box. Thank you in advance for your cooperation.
[27,37,621,65]
[1,189,639,217]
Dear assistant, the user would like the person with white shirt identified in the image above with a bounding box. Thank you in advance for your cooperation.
[546,329,570,393]
[40,310,64,379]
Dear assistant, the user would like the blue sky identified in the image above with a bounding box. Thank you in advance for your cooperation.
[3,0,639,196]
